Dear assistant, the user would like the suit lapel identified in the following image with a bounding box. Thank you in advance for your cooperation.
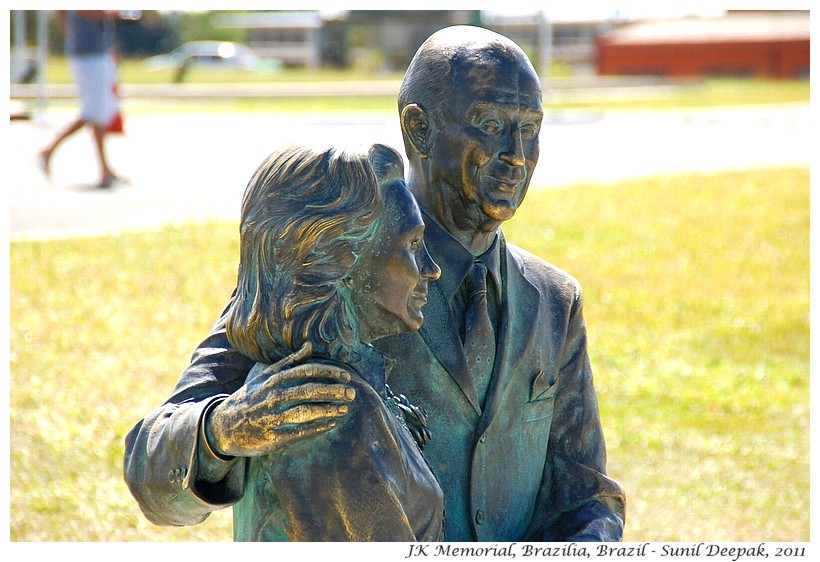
[418,274,482,414]
[479,240,541,429]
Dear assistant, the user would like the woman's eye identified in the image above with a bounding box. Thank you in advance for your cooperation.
[409,239,421,251]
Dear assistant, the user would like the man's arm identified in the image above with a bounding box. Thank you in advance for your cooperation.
[122,307,255,526]
[527,283,626,541]
[123,301,357,527]
[123,395,245,526]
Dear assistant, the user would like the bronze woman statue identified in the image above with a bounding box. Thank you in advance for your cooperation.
[219,142,443,540]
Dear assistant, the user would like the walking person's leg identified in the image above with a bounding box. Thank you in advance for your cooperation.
[92,123,118,188]
[39,118,87,179]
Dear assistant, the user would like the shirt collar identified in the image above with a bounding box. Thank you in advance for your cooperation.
[421,209,502,303]
[346,343,389,397]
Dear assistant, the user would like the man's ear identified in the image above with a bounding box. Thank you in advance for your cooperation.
[401,104,431,159]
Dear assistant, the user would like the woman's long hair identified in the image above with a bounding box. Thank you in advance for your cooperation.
[225,144,386,364]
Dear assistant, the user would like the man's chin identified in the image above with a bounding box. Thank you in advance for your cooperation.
[482,200,518,222]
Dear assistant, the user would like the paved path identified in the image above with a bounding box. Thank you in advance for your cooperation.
[8,102,810,239]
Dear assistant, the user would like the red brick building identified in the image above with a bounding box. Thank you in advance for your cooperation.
[597,11,809,79]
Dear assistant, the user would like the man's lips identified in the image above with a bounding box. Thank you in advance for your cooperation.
[488,176,523,192]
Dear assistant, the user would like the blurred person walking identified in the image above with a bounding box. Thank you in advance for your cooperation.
[38,10,124,188]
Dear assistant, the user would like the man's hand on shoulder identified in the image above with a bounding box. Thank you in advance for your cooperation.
[205,362,357,458]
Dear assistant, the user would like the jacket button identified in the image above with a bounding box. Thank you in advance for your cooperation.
[479,434,486,443]
[475,509,485,525]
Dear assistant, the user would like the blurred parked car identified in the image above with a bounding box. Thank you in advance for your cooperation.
[144,41,280,82]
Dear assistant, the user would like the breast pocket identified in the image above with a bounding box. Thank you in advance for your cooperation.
[522,393,556,423]
[521,371,559,423]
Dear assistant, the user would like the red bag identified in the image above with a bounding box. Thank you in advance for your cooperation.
[107,54,124,134]
[107,111,124,134]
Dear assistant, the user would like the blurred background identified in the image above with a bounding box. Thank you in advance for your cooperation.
[8,8,810,545]
[10,8,811,83]
[8,8,810,234]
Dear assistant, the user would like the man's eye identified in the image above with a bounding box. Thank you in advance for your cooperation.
[478,119,503,134]
[409,239,421,251]
[520,122,540,139]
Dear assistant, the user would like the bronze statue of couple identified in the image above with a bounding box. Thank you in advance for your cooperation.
[124,25,625,542]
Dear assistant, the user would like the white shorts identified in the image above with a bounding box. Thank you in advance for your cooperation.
[69,52,119,127]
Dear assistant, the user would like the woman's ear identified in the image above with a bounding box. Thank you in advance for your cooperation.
[401,104,431,159]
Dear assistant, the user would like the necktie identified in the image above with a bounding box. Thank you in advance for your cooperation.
[462,260,496,408]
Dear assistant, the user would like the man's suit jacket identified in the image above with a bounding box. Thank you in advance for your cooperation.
[376,233,625,541]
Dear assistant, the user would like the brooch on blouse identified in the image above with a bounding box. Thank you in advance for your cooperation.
[385,384,432,450]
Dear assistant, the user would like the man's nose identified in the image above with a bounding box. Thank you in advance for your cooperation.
[499,126,526,167]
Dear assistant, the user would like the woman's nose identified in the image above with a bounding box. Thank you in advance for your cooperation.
[419,243,441,281]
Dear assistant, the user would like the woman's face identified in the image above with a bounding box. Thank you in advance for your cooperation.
[350,180,440,343]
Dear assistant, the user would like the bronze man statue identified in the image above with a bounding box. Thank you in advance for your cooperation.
[123,25,625,541]
[379,25,625,540]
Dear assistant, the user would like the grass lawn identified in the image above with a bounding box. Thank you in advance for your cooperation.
[9,165,809,542]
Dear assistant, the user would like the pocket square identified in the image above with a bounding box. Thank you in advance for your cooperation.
[530,370,555,401]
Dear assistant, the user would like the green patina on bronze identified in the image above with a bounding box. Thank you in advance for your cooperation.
[124,25,625,542]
